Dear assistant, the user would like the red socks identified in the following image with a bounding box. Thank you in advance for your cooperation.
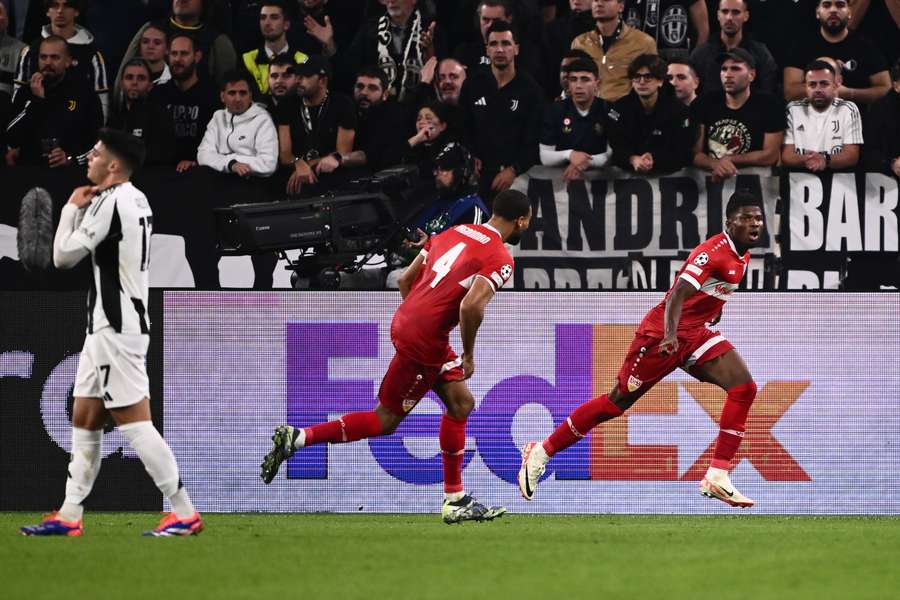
[440,415,467,494]
[304,411,384,445]
[543,394,624,456]
[711,381,757,469]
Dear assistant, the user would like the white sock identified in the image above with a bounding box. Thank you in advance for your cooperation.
[532,442,550,466]
[119,421,196,519]
[445,491,466,502]
[58,428,103,522]
[706,466,728,479]
[292,427,307,449]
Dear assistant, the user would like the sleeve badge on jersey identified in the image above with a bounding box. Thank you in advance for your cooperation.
[693,252,709,267]
[500,264,512,280]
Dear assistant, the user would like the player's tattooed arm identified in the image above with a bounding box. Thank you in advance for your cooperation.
[458,278,495,378]
[660,278,697,355]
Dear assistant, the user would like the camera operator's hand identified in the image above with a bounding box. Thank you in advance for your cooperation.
[402,228,428,249]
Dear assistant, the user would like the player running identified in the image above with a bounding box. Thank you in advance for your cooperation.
[21,129,203,537]
[519,190,765,508]
[261,189,532,524]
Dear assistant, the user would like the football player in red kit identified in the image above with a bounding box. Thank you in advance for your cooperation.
[261,189,532,523]
[519,189,765,508]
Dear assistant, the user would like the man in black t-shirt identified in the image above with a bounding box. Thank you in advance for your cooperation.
[275,55,356,195]
[624,0,709,60]
[693,48,784,181]
[539,57,611,182]
[149,34,219,171]
[783,0,890,107]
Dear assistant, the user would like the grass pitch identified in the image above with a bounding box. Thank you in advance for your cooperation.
[3,513,899,600]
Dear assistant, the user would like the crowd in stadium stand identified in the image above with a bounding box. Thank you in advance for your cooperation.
[1,0,899,285]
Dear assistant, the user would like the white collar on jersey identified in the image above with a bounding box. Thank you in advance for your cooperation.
[482,223,501,238]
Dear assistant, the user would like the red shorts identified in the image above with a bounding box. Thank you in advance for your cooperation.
[616,328,734,396]
[378,346,465,416]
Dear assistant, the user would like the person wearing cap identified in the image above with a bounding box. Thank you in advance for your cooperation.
[783,0,890,107]
[275,54,357,195]
[864,58,900,177]
[13,0,109,121]
[242,1,309,99]
[781,59,862,172]
[539,57,612,182]
[571,0,657,102]
[107,58,176,165]
[689,0,777,96]
[606,53,697,174]
[692,47,784,182]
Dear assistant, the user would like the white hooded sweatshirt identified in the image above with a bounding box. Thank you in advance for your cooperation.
[197,102,278,176]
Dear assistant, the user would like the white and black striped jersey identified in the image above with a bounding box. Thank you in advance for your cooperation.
[71,182,152,335]
[784,98,864,156]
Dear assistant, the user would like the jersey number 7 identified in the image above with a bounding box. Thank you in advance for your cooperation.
[429,242,466,288]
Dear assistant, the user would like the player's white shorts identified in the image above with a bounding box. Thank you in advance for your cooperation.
[73,328,150,409]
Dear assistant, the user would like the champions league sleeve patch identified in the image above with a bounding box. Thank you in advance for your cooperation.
[693,252,709,267]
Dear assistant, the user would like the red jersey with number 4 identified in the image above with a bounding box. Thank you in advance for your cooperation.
[391,223,514,365]
[638,232,750,337]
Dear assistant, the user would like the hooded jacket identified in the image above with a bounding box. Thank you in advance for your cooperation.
[197,102,278,176]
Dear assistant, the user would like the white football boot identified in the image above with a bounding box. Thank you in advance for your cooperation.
[700,467,754,508]
[518,442,548,501]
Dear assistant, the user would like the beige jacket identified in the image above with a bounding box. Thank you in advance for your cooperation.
[572,24,657,102]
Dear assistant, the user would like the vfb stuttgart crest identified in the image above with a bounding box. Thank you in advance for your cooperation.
[693,252,709,267]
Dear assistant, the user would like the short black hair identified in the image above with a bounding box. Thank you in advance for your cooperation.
[805,59,836,77]
[168,32,198,51]
[562,48,593,63]
[628,53,668,80]
[98,128,146,174]
[667,58,698,78]
[221,68,253,90]
[270,53,297,72]
[44,0,83,10]
[355,65,388,91]
[564,57,599,78]
[260,0,288,16]
[122,58,152,78]
[486,19,518,44]
[726,189,762,218]
[492,189,530,221]
[40,34,70,56]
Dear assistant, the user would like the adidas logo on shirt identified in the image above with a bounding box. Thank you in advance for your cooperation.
[474,97,487,106]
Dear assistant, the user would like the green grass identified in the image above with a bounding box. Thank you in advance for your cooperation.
[3,513,899,600]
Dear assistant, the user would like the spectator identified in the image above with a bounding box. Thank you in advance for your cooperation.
[544,1,596,98]
[435,57,467,105]
[343,0,441,102]
[5,35,101,167]
[781,60,862,172]
[556,48,594,99]
[692,48,784,181]
[848,0,900,65]
[139,25,171,85]
[0,2,25,130]
[736,0,817,70]
[403,100,455,177]
[121,0,237,87]
[348,65,408,172]
[460,20,543,203]
[197,69,278,177]
[453,0,544,85]
[606,53,696,173]
[276,54,356,195]
[107,58,176,165]
[242,0,309,98]
[690,0,776,95]
[150,33,219,172]
[783,0,891,107]
[864,58,900,176]
[289,0,339,58]
[260,53,299,111]
[13,1,109,121]
[572,0,657,102]
[539,57,611,182]
[624,0,709,60]
[667,58,699,105]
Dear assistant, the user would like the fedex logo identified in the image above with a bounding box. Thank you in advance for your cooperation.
[285,323,809,485]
